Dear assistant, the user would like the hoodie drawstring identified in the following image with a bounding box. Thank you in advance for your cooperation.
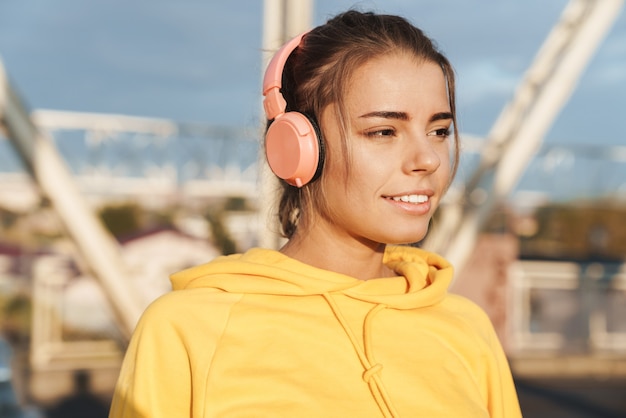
[322,293,399,418]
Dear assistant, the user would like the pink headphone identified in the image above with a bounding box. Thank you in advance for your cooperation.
[263,32,323,188]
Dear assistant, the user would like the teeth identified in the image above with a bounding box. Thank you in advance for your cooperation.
[391,195,428,203]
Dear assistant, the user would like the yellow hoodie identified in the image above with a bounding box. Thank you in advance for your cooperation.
[109,246,522,417]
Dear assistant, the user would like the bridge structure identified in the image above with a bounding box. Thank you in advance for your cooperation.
[0,3,625,411]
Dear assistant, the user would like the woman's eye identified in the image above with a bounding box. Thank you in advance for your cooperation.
[428,128,450,138]
[366,128,396,137]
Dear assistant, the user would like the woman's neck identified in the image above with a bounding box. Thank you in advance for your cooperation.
[279,227,395,281]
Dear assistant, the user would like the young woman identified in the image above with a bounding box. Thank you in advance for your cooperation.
[109,10,522,418]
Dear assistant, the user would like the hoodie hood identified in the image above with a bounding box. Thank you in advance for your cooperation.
[170,245,453,310]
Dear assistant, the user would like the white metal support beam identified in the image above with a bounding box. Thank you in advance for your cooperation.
[0,61,143,343]
[423,0,624,272]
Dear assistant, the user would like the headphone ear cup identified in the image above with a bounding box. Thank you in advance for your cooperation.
[265,111,322,188]
[307,114,324,183]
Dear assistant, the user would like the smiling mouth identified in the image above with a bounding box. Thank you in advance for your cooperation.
[385,194,429,204]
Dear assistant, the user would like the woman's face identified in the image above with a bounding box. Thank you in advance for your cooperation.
[313,52,453,248]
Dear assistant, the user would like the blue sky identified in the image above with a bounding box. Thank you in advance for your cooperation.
[0,0,624,147]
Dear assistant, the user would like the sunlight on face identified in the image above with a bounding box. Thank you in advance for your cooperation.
[316,52,453,248]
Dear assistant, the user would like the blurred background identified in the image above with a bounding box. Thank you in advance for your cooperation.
[0,0,625,417]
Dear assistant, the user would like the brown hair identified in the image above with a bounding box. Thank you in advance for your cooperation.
[266,10,460,238]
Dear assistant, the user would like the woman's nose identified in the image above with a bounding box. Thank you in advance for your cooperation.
[405,135,442,174]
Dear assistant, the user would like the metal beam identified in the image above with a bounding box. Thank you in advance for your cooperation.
[0,61,143,343]
[423,0,624,272]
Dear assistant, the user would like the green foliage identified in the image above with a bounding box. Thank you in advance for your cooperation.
[0,293,32,343]
[223,196,249,211]
[519,202,626,261]
[99,203,142,238]
[205,208,237,255]
[203,196,252,255]
[98,202,176,239]
[0,209,18,229]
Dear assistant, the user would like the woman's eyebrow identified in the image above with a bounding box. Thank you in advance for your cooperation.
[430,111,453,122]
[358,111,409,120]
[358,110,452,122]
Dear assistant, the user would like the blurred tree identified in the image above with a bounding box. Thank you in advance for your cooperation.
[98,202,176,239]
[519,202,626,261]
[205,208,237,256]
[0,293,31,345]
[204,196,252,256]
[99,203,141,239]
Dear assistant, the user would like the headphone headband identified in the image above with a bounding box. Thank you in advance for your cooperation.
[262,33,306,121]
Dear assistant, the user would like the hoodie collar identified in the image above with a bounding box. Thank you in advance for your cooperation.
[170,245,453,310]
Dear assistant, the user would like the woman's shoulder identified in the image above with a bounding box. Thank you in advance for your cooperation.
[438,293,499,339]
[441,293,491,319]
[441,292,485,310]
[137,288,244,331]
